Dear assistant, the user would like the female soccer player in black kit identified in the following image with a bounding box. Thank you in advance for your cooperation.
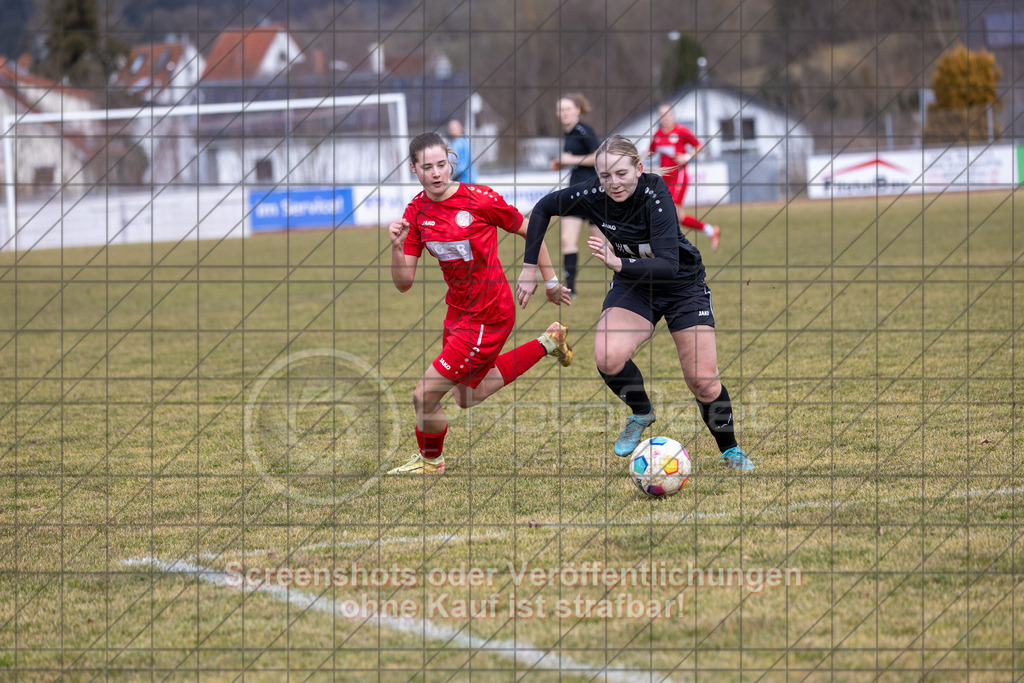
[517,135,754,470]
[550,93,600,297]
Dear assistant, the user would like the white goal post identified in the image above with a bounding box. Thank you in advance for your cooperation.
[1,93,411,251]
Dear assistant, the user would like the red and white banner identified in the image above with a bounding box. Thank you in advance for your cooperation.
[806,145,1017,199]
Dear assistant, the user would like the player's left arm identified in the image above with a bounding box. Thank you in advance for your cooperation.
[561,150,597,168]
[484,188,569,306]
[677,134,704,166]
[560,124,600,168]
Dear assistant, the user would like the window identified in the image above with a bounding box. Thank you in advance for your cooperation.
[719,119,736,142]
[155,50,170,71]
[719,117,756,144]
[129,54,146,74]
[33,166,55,186]
[255,158,274,182]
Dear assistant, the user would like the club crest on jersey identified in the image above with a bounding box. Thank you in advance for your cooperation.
[456,210,473,227]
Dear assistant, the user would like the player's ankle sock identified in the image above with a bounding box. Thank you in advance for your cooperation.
[704,223,717,237]
[416,426,447,459]
[494,340,547,385]
[563,253,578,292]
[599,361,653,415]
[697,385,738,452]
[681,215,704,231]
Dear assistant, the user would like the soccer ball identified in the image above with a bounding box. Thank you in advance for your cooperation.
[628,436,691,497]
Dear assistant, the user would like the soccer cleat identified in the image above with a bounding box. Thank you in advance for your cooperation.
[708,224,721,252]
[387,453,446,474]
[721,446,754,471]
[539,322,573,367]
[614,412,657,457]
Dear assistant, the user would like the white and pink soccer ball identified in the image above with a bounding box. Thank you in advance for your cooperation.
[628,436,691,497]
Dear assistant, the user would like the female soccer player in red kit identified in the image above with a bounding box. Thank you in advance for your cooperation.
[650,103,721,251]
[387,132,574,474]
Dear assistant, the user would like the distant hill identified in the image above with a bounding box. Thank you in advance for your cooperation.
[0,0,391,59]
[0,0,964,144]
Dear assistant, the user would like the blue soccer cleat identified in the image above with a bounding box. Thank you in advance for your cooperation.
[721,446,755,471]
[614,412,656,457]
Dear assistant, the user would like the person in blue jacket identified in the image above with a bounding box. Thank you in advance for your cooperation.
[447,119,477,184]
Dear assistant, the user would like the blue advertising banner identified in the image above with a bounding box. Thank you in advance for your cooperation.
[249,187,356,231]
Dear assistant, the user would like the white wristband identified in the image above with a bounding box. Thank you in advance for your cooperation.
[544,277,561,290]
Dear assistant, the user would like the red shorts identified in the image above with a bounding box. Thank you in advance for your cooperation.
[665,170,690,205]
[432,316,513,389]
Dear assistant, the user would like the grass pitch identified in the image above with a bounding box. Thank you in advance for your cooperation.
[1,188,1021,679]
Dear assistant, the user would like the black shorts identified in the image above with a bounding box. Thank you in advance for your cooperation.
[602,278,715,332]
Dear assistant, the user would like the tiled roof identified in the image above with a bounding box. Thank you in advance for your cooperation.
[201,24,290,81]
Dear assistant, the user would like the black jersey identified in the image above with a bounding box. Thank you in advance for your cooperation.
[562,122,599,185]
[525,173,705,285]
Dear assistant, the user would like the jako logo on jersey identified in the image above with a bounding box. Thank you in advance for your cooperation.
[601,222,617,231]
[698,310,710,316]
[422,220,436,226]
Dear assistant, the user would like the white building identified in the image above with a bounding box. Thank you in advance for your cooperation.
[0,58,99,194]
[112,37,205,105]
[620,80,814,199]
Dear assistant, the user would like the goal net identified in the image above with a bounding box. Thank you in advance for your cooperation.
[1,93,410,251]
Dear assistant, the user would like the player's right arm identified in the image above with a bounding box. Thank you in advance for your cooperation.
[389,219,418,292]
[517,187,585,306]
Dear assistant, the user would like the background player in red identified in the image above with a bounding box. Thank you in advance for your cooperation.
[387,132,573,474]
[649,103,721,251]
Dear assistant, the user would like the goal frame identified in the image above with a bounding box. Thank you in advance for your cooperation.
[1,93,411,251]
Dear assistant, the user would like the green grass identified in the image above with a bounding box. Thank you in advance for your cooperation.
[1,189,1021,679]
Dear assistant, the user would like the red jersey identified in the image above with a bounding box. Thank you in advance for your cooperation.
[650,124,700,183]
[403,183,524,325]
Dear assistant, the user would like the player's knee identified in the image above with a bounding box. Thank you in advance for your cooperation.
[451,387,473,409]
[594,351,627,376]
[413,383,440,414]
[687,377,721,403]
[412,385,427,412]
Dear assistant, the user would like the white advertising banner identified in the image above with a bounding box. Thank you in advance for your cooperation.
[806,145,1018,199]
[688,161,731,209]
[265,166,736,233]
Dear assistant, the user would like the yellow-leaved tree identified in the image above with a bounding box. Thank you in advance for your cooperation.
[924,44,1003,144]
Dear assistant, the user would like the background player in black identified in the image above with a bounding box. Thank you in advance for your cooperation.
[519,135,754,471]
[550,93,600,297]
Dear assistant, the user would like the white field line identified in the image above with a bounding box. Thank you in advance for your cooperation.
[123,556,685,683]
[195,532,506,562]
